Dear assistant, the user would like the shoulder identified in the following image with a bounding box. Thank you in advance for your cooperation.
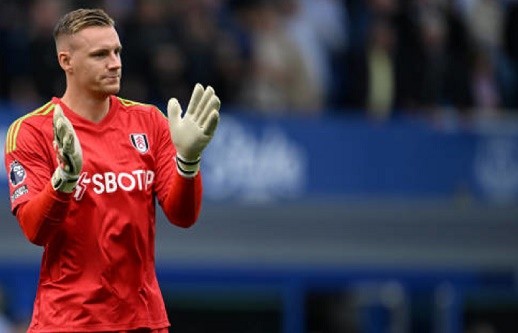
[115,96,165,118]
[5,101,55,154]
[114,97,168,133]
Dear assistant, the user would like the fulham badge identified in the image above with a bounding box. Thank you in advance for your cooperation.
[130,133,149,154]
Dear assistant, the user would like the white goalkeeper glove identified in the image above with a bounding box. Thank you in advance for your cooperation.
[51,105,83,193]
[167,84,220,177]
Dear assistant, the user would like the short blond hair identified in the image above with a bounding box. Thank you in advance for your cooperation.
[53,8,114,41]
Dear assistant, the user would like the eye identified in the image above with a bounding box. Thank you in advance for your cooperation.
[92,51,108,58]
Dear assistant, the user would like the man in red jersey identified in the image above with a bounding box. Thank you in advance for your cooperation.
[4,8,220,333]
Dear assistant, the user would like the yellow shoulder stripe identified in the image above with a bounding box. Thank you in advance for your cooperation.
[117,97,148,107]
[5,102,55,154]
[117,97,166,118]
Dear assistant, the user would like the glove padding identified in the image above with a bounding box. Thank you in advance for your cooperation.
[51,105,83,193]
[168,84,220,177]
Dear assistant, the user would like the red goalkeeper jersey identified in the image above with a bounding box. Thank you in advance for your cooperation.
[4,96,202,332]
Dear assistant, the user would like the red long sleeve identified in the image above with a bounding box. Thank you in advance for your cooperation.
[15,182,72,246]
[161,168,203,228]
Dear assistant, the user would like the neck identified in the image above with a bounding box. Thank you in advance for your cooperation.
[61,90,111,123]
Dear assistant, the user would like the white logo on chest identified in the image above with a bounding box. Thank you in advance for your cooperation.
[130,134,149,153]
[74,170,155,200]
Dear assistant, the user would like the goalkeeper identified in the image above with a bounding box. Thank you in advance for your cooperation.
[3,8,219,333]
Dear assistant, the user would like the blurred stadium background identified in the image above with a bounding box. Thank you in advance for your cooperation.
[1,0,518,332]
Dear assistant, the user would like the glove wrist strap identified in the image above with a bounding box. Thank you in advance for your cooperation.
[51,167,79,193]
[176,154,200,178]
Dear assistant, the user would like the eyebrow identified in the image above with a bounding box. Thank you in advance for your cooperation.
[89,45,122,54]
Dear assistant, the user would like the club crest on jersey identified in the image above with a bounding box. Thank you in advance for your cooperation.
[9,160,26,186]
[130,133,149,154]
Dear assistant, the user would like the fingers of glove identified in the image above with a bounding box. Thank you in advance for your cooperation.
[54,138,74,173]
[202,109,220,137]
[53,142,66,168]
[62,130,75,153]
[63,130,76,160]
[167,98,182,123]
[59,121,76,159]
[53,104,82,175]
[186,83,205,118]
[62,151,75,173]
[58,129,80,174]
[194,86,215,122]
[53,104,64,124]
[53,105,65,145]
[54,106,75,148]
[199,95,220,127]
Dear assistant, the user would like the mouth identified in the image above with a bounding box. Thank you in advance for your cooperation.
[103,75,120,82]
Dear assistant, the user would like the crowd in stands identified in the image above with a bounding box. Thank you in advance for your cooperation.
[1,0,518,121]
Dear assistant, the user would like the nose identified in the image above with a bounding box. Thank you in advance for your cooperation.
[107,52,121,70]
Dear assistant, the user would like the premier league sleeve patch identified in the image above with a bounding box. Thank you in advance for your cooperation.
[9,160,27,186]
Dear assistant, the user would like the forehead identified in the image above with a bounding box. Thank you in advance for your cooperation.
[71,26,121,50]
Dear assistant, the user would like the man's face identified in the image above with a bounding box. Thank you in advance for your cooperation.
[66,26,122,97]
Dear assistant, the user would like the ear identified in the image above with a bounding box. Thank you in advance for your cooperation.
[57,51,73,73]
